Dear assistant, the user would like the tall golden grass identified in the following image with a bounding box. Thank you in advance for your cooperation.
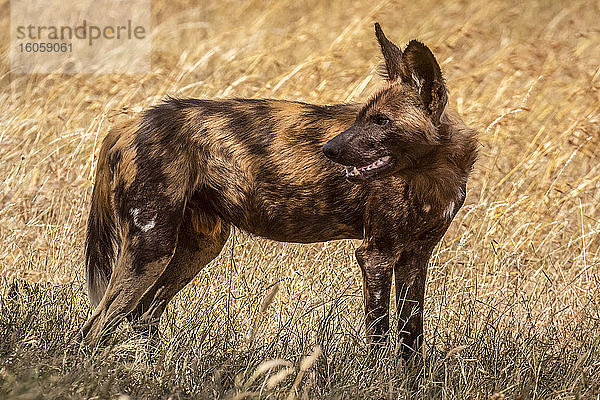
[1,0,599,398]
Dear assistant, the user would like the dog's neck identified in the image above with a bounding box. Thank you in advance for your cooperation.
[401,115,477,212]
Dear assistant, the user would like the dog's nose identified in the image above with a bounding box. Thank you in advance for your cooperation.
[322,141,340,160]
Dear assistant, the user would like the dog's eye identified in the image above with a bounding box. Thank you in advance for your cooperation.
[373,115,390,126]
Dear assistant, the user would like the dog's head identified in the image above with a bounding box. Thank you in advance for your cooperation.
[323,23,448,183]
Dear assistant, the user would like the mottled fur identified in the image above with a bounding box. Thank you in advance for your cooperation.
[82,24,477,358]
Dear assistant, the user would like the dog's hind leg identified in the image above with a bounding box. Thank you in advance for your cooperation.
[81,195,186,343]
[129,205,230,332]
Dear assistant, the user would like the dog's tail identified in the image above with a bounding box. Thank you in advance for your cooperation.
[85,133,120,309]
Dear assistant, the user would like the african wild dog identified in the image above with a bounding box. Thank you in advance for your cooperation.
[82,23,477,358]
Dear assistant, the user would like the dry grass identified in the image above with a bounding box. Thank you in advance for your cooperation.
[1,0,600,398]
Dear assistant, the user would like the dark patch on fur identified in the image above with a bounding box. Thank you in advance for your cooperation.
[108,150,121,178]
[228,107,272,158]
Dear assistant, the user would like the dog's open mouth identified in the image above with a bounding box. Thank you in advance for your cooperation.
[345,155,392,181]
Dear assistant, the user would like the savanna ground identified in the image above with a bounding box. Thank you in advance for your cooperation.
[1,0,600,398]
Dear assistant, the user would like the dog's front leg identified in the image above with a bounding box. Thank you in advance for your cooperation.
[355,243,395,343]
[394,245,435,358]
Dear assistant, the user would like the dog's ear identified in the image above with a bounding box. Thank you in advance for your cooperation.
[401,40,447,124]
[374,23,403,81]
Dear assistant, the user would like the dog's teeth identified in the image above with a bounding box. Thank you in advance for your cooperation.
[345,165,359,177]
[345,156,390,179]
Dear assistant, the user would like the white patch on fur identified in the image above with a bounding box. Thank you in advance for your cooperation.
[458,185,466,203]
[140,218,156,232]
[412,72,423,94]
[373,290,381,302]
[444,202,455,219]
[130,208,156,232]
[423,204,431,213]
